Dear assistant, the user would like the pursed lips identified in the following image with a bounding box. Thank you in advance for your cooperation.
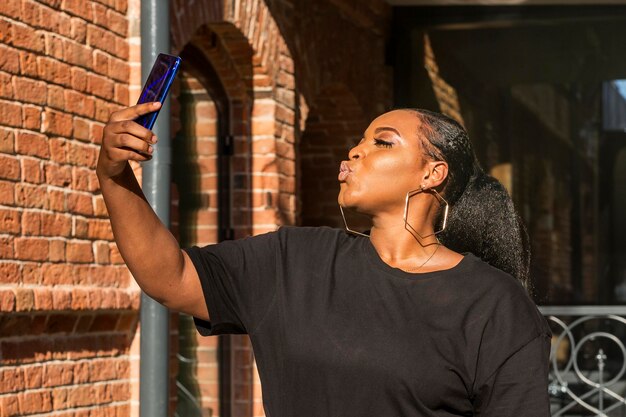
[338,161,353,182]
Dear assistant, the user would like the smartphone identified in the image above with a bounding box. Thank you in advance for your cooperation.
[134,53,182,130]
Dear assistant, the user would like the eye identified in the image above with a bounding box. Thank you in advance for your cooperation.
[374,138,393,148]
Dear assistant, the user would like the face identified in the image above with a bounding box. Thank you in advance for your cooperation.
[337,110,432,216]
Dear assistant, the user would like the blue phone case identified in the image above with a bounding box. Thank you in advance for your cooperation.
[135,53,181,130]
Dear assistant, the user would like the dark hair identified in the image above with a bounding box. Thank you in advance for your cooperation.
[404,109,531,289]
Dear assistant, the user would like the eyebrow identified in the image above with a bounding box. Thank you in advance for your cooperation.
[371,126,401,136]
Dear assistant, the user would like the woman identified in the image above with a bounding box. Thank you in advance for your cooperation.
[97,103,551,416]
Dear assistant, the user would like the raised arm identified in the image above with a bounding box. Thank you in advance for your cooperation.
[96,102,208,320]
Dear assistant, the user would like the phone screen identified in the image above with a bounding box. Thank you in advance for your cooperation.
[135,53,181,130]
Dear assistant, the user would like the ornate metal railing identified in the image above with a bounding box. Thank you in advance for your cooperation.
[539,306,626,417]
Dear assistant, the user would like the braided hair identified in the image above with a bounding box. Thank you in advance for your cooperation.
[404,109,531,289]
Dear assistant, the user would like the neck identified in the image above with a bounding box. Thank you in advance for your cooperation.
[368,208,439,263]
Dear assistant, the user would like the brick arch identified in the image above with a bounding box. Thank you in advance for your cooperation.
[167,3,297,417]
[170,0,298,234]
[300,83,369,229]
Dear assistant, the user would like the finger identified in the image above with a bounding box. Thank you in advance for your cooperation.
[109,148,153,162]
[111,120,157,144]
[109,102,161,123]
[114,134,153,155]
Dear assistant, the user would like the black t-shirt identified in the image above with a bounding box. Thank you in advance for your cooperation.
[185,226,552,417]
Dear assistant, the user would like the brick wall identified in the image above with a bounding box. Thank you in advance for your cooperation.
[0,1,393,416]
[0,0,138,416]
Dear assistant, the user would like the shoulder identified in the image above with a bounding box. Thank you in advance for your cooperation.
[463,253,550,338]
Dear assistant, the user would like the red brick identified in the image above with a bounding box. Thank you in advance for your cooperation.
[0,208,20,234]
[0,0,21,18]
[15,237,49,261]
[94,241,109,264]
[64,90,95,118]
[93,2,107,26]
[113,83,128,105]
[43,363,72,389]
[87,219,113,240]
[0,262,20,283]
[0,71,13,99]
[94,97,117,122]
[66,240,93,263]
[44,33,65,61]
[47,84,65,110]
[72,166,92,191]
[46,313,77,332]
[74,217,88,238]
[47,189,65,211]
[21,158,43,184]
[22,262,41,284]
[0,99,22,127]
[15,288,34,311]
[49,239,65,262]
[87,73,114,100]
[0,127,15,153]
[13,76,47,105]
[93,50,109,76]
[18,389,53,414]
[37,56,71,87]
[20,0,42,27]
[0,314,32,337]
[0,154,20,180]
[43,108,73,137]
[0,289,16,312]
[23,105,42,130]
[67,141,97,168]
[21,210,41,235]
[70,67,87,92]
[19,50,38,77]
[0,45,20,74]
[108,56,128,82]
[0,236,14,259]
[91,122,104,144]
[49,138,67,163]
[16,183,46,208]
[66,192,92,215]
[16,131,50,159]
[39,3,70,35]
[1,394,20,416]
[50,387,68,410]
[41,263,71,285]
[51,289,71,310]
[33,288,54,310]
[70,16,87,42]
[73,117,91,141]
[64,40,91,68]
[0,180,15,205]
[0,368,24,394]
[87,24,118,56]
[11,22,45,53]
[41,212,71,236]
[62,0,93,20]
[44,164,70,187]
[106,8,127,37]
[24,365,43,389]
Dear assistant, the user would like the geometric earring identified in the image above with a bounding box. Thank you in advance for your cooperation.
[339,205,370,238]
[403,186,449,239]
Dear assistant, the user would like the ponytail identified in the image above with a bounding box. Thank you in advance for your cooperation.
[439,168,531,289]
[405,109,531,289]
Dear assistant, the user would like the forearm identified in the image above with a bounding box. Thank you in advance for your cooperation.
[98,162,184,304]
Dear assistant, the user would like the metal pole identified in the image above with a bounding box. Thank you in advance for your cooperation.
[140,1,170,416]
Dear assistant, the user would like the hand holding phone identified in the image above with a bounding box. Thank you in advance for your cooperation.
[134,53,181,130]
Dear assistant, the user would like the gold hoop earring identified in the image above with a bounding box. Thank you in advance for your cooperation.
[403,186,449,239]
[339,205,370,238]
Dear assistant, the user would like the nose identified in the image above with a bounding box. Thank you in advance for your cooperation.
[348,142,364,160]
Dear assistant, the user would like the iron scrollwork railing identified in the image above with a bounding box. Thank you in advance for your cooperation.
[539,306,626,417]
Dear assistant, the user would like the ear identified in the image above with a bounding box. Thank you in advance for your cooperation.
[423,161,448,189]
